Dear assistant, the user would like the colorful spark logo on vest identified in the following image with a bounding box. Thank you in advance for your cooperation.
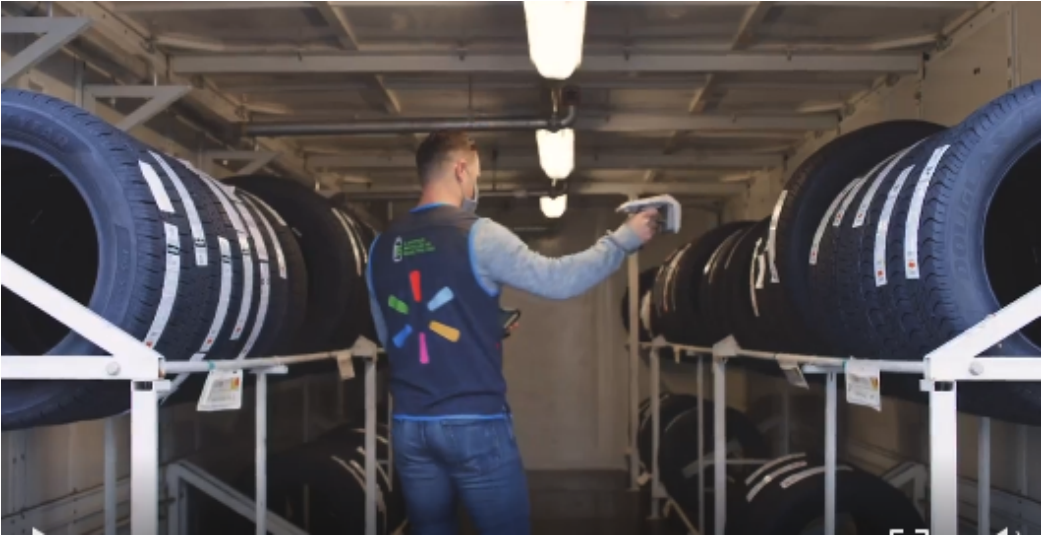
[388,270,460,364]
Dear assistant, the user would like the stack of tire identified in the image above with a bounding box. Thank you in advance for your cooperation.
[636,393,926,534]
[202,422,408,535]
[1,89,378,429]
[637,81,1041,426]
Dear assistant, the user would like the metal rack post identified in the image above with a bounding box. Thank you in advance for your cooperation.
[649,345,663,519]
[104,417,118,535]
[712,354,727,535]
[824,371,838,536]
[696,354,706,531]
[979,417,991,535]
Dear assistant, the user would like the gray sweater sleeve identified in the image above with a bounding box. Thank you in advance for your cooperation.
[471,218,644,299]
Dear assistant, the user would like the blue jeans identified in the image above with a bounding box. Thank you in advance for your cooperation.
[392,417,531,535]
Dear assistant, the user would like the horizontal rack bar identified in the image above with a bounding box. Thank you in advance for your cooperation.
[641,341,925,374]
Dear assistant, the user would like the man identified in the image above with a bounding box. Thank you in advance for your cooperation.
[365,131,659,535]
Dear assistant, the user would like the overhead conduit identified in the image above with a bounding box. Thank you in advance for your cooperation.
[242,103,578,137]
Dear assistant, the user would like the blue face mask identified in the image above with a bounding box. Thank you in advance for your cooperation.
[461,181,479,214]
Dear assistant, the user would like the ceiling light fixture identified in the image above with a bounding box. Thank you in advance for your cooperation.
[535,128,575,180]
[523,1,588,80]
[540,193,568,219]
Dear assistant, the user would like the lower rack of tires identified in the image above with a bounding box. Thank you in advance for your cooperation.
[0,254,391,535]
[635,285,1041,535]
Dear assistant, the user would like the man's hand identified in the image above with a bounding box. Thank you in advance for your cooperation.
[625,208,661,243]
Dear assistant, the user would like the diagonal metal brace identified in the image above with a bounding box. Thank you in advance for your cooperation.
[203,150,280,176]
[83,84,192,131]
[1,17,92,85]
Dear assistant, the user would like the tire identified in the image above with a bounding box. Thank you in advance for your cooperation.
[730,453,926,534]
[637,393,702,471]
[223,175,363,354]
[1,90,223,429]
[238,191,309,356]
[857,81,1041,424]
[334,207,378,346]
[697,225,751,346]
[771,120,946,352]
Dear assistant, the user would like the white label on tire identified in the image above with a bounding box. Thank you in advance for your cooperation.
[232,248,254,342]
[138,161,176,214]
[833,175,869,228]
[245,197,287,280]
[746,460,809,503]
[853,139,925,229]
[332,208,363,276]
[749,238,764,317]
[904,144,951,280]
[746,452,806,486]
[874,165,916,287]
[232,192,269,263]
[144,223,181,349]
[767,190,788,283]
[150,152,207,266]
[639,291,653,334]
[779,464,854,490]
[237,261,270,358]
[810,179,861,265]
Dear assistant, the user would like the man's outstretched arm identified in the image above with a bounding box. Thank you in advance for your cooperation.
[472,218,645,300]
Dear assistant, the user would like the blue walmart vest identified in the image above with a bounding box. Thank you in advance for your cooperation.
[367,203,507,418]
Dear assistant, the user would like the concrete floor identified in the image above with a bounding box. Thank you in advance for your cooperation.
[458,470,644,535]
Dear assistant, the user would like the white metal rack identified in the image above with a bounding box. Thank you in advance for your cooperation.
[637,285,1041,535]
[0,254,387,535]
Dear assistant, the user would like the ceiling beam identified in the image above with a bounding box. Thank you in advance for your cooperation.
[732,2,775,50]
[170,52,922,75]
[309,153,782,170]
[340,181,746,198]
[53,1,317,186]
[577,112,836,132]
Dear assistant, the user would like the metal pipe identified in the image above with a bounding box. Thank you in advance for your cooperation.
[104,417,118,536]
[978,417,991,535]
[713,357,727,535]
[365,357,378,535]
[825,372,838,535]
[244,104,577,137]
[650,346,662,520]
[627,193,641,492]
[696,357,706,531]
[256,372,268,536]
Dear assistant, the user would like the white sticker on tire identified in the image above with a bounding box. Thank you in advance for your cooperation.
[163,237,235,402]
[833,175,869,228]
[144,223,181,349]
[197,175,255,341]
[904,144,951,280]
[779,464,854,490]
[874,165,916,287]
[244,197,287,280]
[767,190,788,283]
[332,208,363,277]
[150,152,208,266]
[853,139,926,229]
[746,453,807,486]
[232,192,269,263]
[138,161,176,214]
[810,179,862,265]
[237,261,270,358]
[746,460,809,503]
[749,238,764,318]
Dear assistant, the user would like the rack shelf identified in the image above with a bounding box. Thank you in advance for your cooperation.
[636,285,1041,535]
[0,254,386,535]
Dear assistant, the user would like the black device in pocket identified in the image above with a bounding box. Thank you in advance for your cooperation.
[500,308,521,339]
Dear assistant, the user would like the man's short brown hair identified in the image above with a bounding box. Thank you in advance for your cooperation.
[415,130,477,184]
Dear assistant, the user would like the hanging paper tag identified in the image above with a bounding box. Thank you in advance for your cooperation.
[845,360,882,411]
[336,350,356,380]
[779,360,809,389]
[197,369,244,412]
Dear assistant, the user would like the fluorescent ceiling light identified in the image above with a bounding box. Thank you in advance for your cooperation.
[536,128,575,180]
[540,194,568,219]
[523,1,587,80]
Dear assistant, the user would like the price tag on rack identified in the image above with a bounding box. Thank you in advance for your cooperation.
[197,369,244,412]
[845,359,882,411]
[779,360,809,389]
[335,350,356,380]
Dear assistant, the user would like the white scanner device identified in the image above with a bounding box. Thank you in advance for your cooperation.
[616,194,682,234]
